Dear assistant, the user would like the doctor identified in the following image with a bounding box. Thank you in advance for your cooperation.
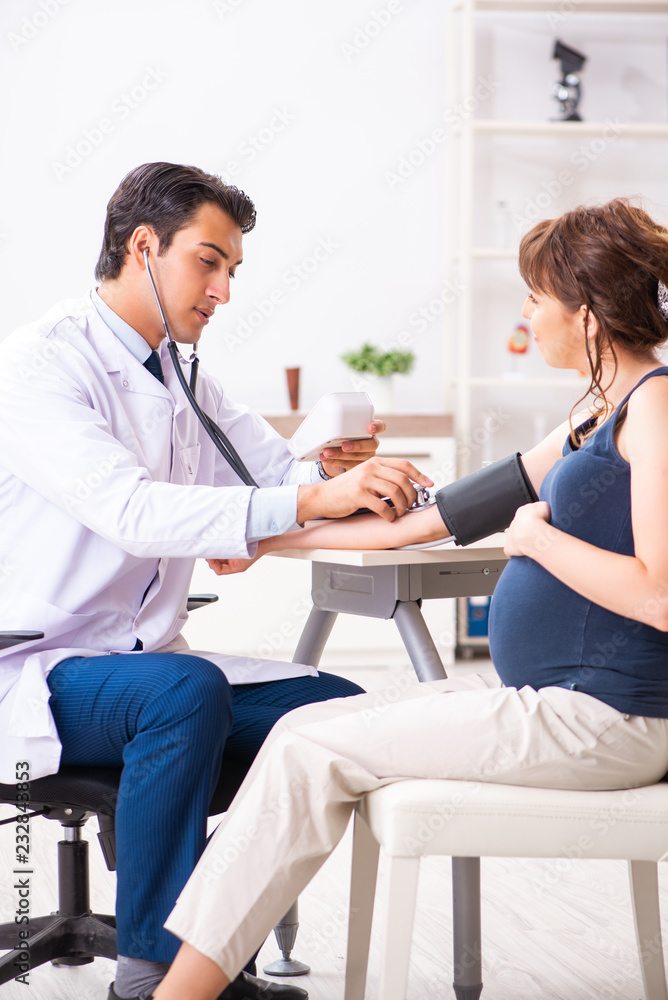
[0,161,430,1000]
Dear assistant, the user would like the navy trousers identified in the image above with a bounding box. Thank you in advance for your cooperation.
[47,653,363,962]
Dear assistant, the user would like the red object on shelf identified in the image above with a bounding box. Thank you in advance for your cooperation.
[507,323,530,354]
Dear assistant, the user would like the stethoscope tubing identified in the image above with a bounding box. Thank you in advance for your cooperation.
[143,250,258,488]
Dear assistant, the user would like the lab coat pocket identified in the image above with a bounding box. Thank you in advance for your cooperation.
[3,588,94,643]
[179,444,201,483]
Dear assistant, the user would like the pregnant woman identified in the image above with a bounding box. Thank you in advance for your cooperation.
[154,198,668,1000]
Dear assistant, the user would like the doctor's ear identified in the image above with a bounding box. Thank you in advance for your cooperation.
[128,225,158,268]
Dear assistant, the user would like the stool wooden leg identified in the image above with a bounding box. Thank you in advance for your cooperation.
[378,856,420,1000]
[629,860,668,1000]
[345,812,380,1000]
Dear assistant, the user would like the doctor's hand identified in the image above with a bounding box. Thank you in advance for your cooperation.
[319,420,386,476]
[298,456,432,524]
[206,554,261,576]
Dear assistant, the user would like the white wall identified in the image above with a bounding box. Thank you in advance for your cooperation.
[2,3,666,420]
[0,0,449,415]
[3,2,667,660]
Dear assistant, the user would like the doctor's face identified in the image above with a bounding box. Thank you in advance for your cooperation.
[149,202,243,345]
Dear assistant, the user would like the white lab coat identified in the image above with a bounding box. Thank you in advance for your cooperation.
[0,294,317,781]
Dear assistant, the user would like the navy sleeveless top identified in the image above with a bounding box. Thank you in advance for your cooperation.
[489,367,668,718]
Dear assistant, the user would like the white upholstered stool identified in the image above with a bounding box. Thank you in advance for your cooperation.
[343,778,668,1000]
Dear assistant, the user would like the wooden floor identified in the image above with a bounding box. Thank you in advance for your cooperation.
[0,658,665,1000]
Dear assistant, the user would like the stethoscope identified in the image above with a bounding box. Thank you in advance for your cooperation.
[143,248,258,487]
[142,248,436,513]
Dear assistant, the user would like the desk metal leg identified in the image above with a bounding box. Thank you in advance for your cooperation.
[293,607,338,668]
[392,601,448,682]
[264,609,338,977]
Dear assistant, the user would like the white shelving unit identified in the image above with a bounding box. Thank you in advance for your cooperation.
[445,0,668,477]
[446,0,668,649]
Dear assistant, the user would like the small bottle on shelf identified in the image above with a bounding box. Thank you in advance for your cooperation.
[494,200,513,248]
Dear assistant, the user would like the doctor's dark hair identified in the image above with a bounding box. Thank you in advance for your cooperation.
[94,162,257,281]
[518,198,668,438]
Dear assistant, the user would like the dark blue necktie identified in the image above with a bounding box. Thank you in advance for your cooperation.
[143,350,164,384]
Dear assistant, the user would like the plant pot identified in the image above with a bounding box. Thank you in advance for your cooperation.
[362,373,396,415]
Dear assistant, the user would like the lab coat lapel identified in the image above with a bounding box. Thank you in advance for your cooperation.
[83,296,170,400]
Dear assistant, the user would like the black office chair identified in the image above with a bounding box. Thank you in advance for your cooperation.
[0,598,257,986]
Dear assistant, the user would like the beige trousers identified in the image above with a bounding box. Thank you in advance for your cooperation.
[164,673,668,978]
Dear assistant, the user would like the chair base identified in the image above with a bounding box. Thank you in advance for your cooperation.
[263,902,310,976]
[0,911,116,985]
[263,958,311,976]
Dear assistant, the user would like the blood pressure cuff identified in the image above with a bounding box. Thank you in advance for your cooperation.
[435,452,538,546]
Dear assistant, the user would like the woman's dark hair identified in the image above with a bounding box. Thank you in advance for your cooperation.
[518,198,668,435]
[94,162,257,281]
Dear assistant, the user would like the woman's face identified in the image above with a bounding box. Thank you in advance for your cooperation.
[521,289,589,370]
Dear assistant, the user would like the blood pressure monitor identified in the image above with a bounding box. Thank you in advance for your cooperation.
[287,392,375,462]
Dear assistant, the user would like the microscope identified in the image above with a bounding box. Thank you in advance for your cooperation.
[552,39,587,121]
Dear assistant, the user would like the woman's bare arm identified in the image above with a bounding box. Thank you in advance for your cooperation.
[206,505,449,575]
[268,502,448,552]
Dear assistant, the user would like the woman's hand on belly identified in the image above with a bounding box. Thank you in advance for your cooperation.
[504,501,552,558]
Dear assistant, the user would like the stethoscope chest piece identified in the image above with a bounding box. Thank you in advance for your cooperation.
[409,486,437,511]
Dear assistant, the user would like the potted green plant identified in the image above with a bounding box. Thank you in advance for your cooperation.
[341,342,415,413]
